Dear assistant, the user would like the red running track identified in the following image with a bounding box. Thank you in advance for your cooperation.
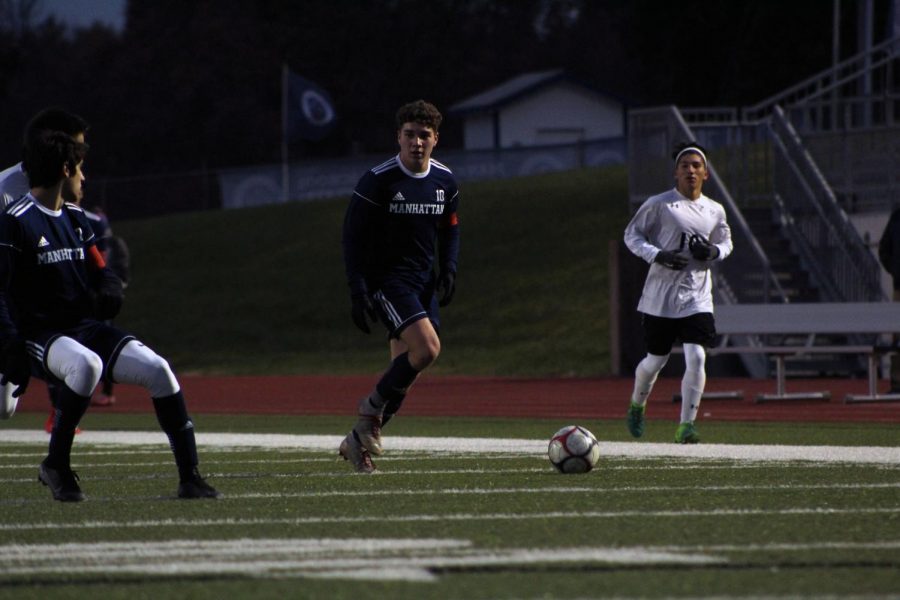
[12,375,900,423]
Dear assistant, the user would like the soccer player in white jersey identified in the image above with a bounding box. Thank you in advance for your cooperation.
[623,142,733,443]
[339,100,460,473]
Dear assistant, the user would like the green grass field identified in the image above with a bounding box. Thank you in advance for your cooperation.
[2,413,898,599]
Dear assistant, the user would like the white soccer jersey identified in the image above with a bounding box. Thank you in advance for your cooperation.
[0,163,28,208]
[624,187,733,318]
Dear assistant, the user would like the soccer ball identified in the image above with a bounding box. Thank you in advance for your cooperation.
[548,425,601,474]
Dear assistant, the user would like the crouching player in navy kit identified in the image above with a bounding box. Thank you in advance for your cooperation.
[623,142,732,444]
[339,100,460,473]
[0,131,221,501]
[0,107,92,432]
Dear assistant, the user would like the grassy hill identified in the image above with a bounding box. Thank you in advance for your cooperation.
[112,165,629,377]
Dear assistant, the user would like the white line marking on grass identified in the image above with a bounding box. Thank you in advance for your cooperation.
[0,537,720,582]
[2,507,898,532]
[1,430,898,464]
[659,540,900,553]
[3,538,899,583]
[0,449,170,458]
[4,480,896,500]
[213,481,900,501]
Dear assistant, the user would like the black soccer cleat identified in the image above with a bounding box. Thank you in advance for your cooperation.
[177,468,223,499]
[38,460,85,502]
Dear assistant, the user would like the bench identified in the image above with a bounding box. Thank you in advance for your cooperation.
[686,302,900,403]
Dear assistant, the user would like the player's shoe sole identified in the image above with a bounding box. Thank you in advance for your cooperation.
[38,460,85,502]
[626,402,646,438]
[675,422,700,444]
[339,431,376,474]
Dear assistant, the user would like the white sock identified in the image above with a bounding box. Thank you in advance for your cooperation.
[680,343,707,423]
[631,353,669,406]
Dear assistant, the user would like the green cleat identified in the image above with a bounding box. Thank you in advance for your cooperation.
[675,422,700,444]
[626,402,645,438]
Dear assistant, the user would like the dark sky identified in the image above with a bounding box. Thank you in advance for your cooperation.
[41,0,125,31]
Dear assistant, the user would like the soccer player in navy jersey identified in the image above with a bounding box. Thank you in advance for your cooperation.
[339,100,460,473]
[0,108,93,431]
[0,108,89,209]
[0,131,221,501]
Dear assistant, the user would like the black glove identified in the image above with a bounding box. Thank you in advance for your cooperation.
[93,268,124,320]
[654,250,689,270]
[688,234,720,261]
[437,270,456,307]
[0,338,31,398]
[351,293,377,334]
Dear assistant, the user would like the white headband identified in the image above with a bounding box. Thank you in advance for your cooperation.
[674,146,708,167]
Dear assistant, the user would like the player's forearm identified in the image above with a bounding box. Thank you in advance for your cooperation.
[438,221,460,274]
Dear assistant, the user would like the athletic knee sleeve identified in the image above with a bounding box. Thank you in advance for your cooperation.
[112,340,180,398]
[46,336,103,397]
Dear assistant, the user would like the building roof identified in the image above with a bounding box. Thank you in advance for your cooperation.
[449,69,568,114]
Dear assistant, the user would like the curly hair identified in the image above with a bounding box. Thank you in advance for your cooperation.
[395,100,443,131]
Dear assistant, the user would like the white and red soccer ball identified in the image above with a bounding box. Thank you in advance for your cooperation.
[547,425,601,474]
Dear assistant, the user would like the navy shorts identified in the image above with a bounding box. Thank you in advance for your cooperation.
[27,319,136,383]
[371,278,440,339]
[641,312,716,356]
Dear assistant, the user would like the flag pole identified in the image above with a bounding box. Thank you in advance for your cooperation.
[281,62,289,203]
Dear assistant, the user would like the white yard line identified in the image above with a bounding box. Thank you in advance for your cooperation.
[0,537,723,581]
[2,506,898,532]
[1,537,898,583]
[1,429,898,464]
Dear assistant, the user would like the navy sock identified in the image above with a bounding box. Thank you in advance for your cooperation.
[46,387,91,470]
[152,392,198,480]
[375,352,420,428]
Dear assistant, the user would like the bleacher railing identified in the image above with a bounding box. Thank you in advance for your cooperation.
[769,106,886,302]
[743,35,900,127]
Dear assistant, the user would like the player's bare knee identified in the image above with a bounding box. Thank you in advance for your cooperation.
[410,340,440,370]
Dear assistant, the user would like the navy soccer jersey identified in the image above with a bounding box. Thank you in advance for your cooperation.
[0,195,99,337]
[342,155,460,295]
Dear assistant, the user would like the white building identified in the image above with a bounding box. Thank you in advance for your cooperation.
[449,69,626,150]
